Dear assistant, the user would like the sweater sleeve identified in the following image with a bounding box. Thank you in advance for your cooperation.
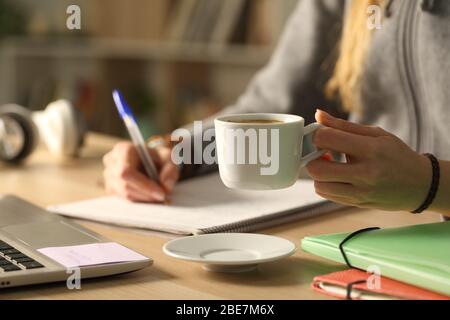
[180,0,345,179]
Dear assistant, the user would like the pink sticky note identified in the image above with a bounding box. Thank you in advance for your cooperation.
[37,242,148,268]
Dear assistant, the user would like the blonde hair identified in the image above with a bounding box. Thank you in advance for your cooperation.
[326,0,385,113]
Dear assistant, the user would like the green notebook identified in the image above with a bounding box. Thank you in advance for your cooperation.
[301,222,450,296]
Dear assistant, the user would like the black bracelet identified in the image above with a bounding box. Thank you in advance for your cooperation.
[412,153,441,214]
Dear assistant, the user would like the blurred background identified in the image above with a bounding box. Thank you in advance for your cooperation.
[0,0,297,139]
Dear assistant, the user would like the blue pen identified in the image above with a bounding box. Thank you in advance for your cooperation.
[112,89,161,185]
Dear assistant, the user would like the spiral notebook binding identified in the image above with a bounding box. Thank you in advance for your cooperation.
[199,201,344,234]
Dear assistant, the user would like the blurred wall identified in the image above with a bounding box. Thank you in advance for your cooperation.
[0,0,297,137]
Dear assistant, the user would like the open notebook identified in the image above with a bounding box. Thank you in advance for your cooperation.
[49,174,343,235]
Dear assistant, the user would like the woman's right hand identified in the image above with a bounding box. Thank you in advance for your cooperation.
[102,142,180,203]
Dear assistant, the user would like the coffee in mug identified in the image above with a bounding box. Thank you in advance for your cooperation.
[225,119,285,124]
[214,113,324,190]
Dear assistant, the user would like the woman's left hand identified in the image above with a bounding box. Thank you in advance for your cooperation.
[306,110,431,212]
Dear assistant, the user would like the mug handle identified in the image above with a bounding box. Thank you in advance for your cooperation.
[300,123,325,167]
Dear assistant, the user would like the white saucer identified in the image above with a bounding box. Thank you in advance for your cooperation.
[163,233,296,273]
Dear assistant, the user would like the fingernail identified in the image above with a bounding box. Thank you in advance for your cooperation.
[317,109,333,120]
[164,178,176,192]
[152,191,166,202]
[321,153,333,161]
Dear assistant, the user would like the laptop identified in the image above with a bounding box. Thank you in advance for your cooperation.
[0,195,152,289]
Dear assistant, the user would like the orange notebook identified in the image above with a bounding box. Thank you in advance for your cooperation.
[313,269,450,300]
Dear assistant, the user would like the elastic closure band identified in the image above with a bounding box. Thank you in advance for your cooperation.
[346,280,367,300]
[339,227,381,269]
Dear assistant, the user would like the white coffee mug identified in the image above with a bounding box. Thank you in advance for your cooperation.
[214,113,324,190]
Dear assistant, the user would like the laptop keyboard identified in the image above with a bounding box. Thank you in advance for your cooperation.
[0,240,44,272]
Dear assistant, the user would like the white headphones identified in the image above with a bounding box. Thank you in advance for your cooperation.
[0,100,86,163]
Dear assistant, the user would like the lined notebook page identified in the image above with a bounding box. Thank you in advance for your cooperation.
[49,174,328,235]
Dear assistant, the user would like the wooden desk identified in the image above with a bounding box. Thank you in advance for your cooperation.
[0,133,441,299]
